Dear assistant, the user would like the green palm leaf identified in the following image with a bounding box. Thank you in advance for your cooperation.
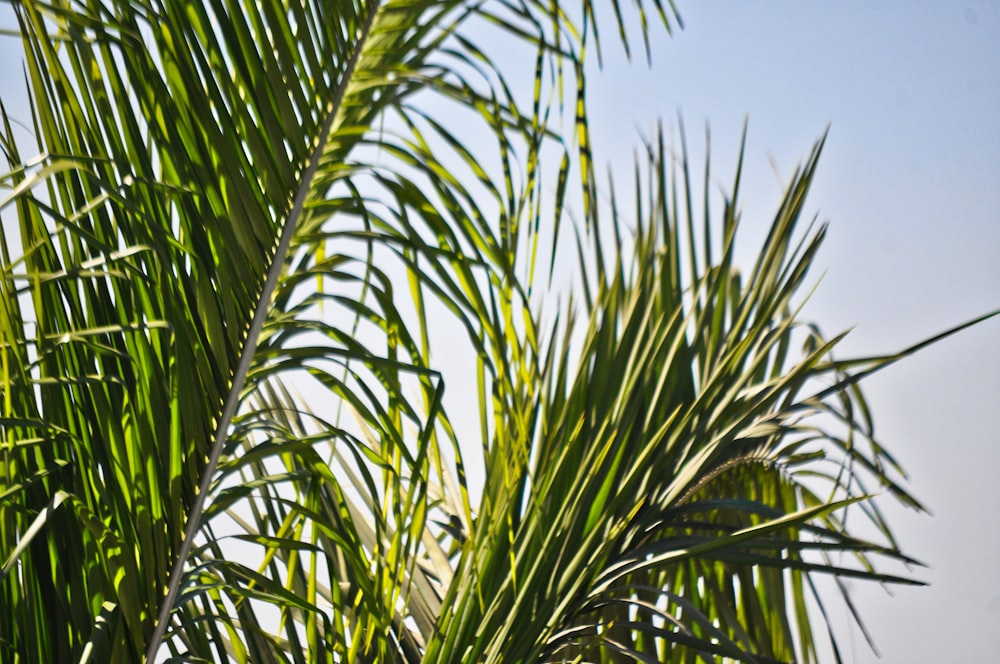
[430,124,996,663]
[0,0,679,659]
[0,0,993,662]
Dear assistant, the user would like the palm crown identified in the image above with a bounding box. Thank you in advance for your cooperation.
[1,0,994,662]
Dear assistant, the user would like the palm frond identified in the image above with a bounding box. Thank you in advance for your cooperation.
[1,0,993,662]
[448,123,997,663]
[0,0,683,659]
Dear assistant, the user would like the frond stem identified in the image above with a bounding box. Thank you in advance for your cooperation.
[144,2,381,658]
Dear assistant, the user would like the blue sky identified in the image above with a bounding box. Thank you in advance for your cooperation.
[585,3,999,660]
[2,2,998,661]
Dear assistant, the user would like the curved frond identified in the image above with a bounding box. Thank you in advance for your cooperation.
[0,0,677,658]
[450,124,996,663]
[1,0,992,662]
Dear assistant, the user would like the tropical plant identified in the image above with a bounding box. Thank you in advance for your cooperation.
[0,0,994,662]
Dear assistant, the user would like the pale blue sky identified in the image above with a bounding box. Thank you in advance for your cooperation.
[2,2,998,661]
[584,3,999,661]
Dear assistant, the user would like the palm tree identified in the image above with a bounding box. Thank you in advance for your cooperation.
[0,0,994,661]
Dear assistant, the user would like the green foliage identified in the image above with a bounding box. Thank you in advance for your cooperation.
[0,0,993,662]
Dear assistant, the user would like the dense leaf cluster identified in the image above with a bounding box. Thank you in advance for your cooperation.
[1,0,992,662]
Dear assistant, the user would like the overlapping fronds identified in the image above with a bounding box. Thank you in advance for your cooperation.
[458,124,957,663]
[1,0,994,662]
[0,0,684,659]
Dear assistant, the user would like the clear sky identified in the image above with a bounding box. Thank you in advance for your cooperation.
[584,3,999,661]
[2,2,998,662]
